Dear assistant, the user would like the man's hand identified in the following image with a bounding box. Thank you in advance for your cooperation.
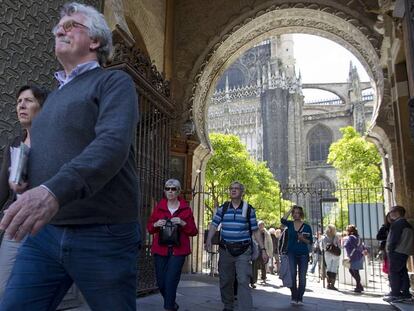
[0,186,59,241]
[262,250,269,264]
[205,223,218,253]
[205,239,212,253]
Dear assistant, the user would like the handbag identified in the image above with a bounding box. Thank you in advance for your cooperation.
[326,243,341,256]
[158,219,180,246]
[279,254,292,288]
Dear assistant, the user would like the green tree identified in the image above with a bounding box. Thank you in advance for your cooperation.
[326,126,383,227]
[204,133,289,227]
[327,126,382,187]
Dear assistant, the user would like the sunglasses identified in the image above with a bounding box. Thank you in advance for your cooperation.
[53,19,89,34]
[164,187,177,192]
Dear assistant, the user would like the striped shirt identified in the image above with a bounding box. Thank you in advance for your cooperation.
[212,201,258,242]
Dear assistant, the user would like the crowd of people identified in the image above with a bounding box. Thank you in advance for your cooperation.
[204,199,413,310]
[0,2,412,311]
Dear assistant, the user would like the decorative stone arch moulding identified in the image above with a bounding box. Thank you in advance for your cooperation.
[305,123,334,142]
[366,125,392,159]
[190,6,383,150]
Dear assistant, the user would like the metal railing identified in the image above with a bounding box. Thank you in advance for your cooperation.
[199,182,393,294]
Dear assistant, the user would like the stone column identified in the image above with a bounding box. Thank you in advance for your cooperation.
[402,0,414,95]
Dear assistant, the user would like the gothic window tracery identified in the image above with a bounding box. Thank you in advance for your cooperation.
[307,125,333,163]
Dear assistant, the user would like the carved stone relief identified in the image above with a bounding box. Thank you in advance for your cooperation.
[189,6,384,149]
[107,36,171,99]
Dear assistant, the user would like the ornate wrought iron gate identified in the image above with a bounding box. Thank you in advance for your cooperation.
[201,182,393,294]
[278,183,392,293]
[107,39,174,295]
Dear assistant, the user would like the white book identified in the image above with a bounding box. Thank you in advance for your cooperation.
[9,142,30,185]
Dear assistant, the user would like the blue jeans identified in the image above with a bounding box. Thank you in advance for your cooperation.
[154,252,186,309]
[288,253,309,302]
[0,223,140,311]
[0,237,25,299]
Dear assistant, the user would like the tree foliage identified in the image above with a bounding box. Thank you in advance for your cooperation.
[327,126,382,187]
[326,126,383,227]
[204,133,289,227]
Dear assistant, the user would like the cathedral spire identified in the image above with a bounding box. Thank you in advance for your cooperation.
[225,74,229,92]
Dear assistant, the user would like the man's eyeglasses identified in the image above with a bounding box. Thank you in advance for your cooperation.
[229,187,241,191]
[164,187,177,192]
[53,20,89,34]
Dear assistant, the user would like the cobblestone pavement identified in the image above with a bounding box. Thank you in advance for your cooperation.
[68,272,406,311]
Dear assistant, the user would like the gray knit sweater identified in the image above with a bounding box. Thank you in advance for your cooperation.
[29,67,139,225]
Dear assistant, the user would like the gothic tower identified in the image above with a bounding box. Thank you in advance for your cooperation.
[261,35,303,186]
[348,61,366,133]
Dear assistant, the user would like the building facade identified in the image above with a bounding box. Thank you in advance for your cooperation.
[208,36,373,188]
[1,0,413,281]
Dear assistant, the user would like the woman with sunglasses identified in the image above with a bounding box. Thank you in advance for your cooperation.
[147,179,198,311]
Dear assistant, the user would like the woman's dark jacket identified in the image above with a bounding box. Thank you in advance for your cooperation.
[376,223,390,250]
[0,136,22,214]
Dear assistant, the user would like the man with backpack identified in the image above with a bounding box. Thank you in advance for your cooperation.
[205,181,268,311]
[384,205,414,302]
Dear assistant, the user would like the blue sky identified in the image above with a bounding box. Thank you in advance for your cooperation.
[293,34,370,102]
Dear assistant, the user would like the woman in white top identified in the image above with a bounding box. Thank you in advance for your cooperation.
[321,224,341,290]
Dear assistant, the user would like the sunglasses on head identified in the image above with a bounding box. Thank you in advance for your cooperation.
[164,187,177,192]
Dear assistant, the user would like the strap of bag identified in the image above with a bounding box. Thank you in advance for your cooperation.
[349,237,361,257]
[219,201,230,219]
[279,227,288,254]
[245,201,253,237]
[219,201,252,240]
[220,201,252,234]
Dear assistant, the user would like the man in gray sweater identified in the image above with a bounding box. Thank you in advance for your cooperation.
[0,3,140,310]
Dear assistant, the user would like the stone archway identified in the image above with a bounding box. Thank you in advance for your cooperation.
[190,6,383,149]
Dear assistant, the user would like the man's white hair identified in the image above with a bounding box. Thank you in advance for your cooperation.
[59,2,113,64]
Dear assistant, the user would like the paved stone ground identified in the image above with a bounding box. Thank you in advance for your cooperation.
[66,272,413,311]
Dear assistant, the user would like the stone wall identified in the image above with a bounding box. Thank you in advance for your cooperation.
[123,0,166,71]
